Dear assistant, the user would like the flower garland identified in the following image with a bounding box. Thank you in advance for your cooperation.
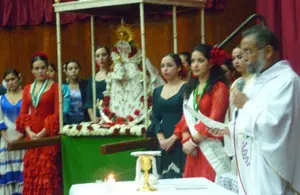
[60,95,152,137]
[61,122,147,137]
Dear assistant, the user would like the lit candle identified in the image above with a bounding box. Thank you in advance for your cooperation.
[106,173,116,193]
[107,173,116,183]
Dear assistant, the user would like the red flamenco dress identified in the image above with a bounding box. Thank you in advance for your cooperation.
[16,82,62,195]
[174,82,229,181]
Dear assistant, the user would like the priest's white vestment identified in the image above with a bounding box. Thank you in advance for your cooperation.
[230,60,300,195]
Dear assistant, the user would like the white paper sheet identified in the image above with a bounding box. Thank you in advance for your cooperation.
[183,104,227,130]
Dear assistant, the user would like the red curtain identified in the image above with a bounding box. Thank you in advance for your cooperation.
[0,0,226,28]
[257,0,300,75]
[0,0,88,28]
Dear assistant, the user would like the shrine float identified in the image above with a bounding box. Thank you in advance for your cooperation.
[53,1,206,194]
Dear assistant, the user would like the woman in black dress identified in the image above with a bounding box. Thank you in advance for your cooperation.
[150,53,186,178]
[84,45,110,122]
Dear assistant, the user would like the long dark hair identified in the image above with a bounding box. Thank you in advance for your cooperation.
[64,60,81,71]
[4,69,21,80]
[95,45,110,54]
[179,52,191,65]
[184,44,227,99]
[166,53,182,68]
[31,55,49,69]
[48,63,57,72]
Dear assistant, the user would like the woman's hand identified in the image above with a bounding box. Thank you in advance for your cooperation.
[207,127,230,137]
[1,131,11,143]
[27,130,37,140]
[182,140,197,156]
[15,134,24,142]
[162,135,177,151]
[36,128,47,139]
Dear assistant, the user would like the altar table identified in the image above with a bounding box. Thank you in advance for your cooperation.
[61,135,143,195]
[69,178,237,195]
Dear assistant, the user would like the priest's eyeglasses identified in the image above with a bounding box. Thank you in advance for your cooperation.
[242,45,266,56]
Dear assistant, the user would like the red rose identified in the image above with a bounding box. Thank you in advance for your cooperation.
[134,109,141,116]
[115,117,126,124]
[125,129,130,135]
[147,96,152,107]
[87,126,94,131]
[103,96,110,107]
[140,96,144,102]
[76,125,82,131]
[113,129,120,135]
[126,115,134,122]
[209,46,231,67]
[103,107,111,115]
[141,127,146,134]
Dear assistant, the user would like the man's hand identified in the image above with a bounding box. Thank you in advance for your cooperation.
[232,88,249,108]
[208,127,230,137]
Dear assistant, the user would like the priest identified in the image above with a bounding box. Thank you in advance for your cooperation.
[210,25,300,195]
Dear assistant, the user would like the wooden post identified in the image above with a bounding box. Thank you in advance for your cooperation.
[172,6,178,54]
[201,8,205,44]
[139,3,149,127]
[90,16,97,121]
[56,11,64,131]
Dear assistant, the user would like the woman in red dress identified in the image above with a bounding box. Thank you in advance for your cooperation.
[174,44,230,181]
[16,52,61,195]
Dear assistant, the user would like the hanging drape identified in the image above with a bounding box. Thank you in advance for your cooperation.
[0,0,88,28]
[0,0,226,28]
[257,0,300,75]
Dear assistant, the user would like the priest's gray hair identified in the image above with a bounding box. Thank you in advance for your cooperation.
[242,25,281,51]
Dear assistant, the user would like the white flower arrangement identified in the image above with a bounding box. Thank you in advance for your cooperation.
[61,122,147,137]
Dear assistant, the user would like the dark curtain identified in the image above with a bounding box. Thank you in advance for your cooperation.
[257,0,300,75]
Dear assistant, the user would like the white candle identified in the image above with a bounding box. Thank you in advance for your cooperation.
[106,173,116,193]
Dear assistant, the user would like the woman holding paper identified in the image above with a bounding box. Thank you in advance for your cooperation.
[173,44,230,181]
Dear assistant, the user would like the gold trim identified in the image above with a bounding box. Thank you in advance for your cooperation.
[115,21,135,42]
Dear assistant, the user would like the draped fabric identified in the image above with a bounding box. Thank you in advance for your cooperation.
[257,0,300,75]
[0,0,88,28]
[0,0,226,28]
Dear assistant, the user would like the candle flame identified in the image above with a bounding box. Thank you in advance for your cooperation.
[108,173,115,180]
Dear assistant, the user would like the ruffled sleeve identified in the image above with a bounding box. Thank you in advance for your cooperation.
[16,85,31,133]
[44,115,59,136]
[44,83,60,136]
[0,121,7,131]
[62,84,70,114]
[173,115,189,141]
[0,96,7,131]
[194,82,229,139]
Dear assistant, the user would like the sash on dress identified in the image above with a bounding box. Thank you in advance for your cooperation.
[183,92,231,176]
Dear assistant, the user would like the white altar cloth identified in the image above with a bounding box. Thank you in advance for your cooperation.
[69,178,237,195]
